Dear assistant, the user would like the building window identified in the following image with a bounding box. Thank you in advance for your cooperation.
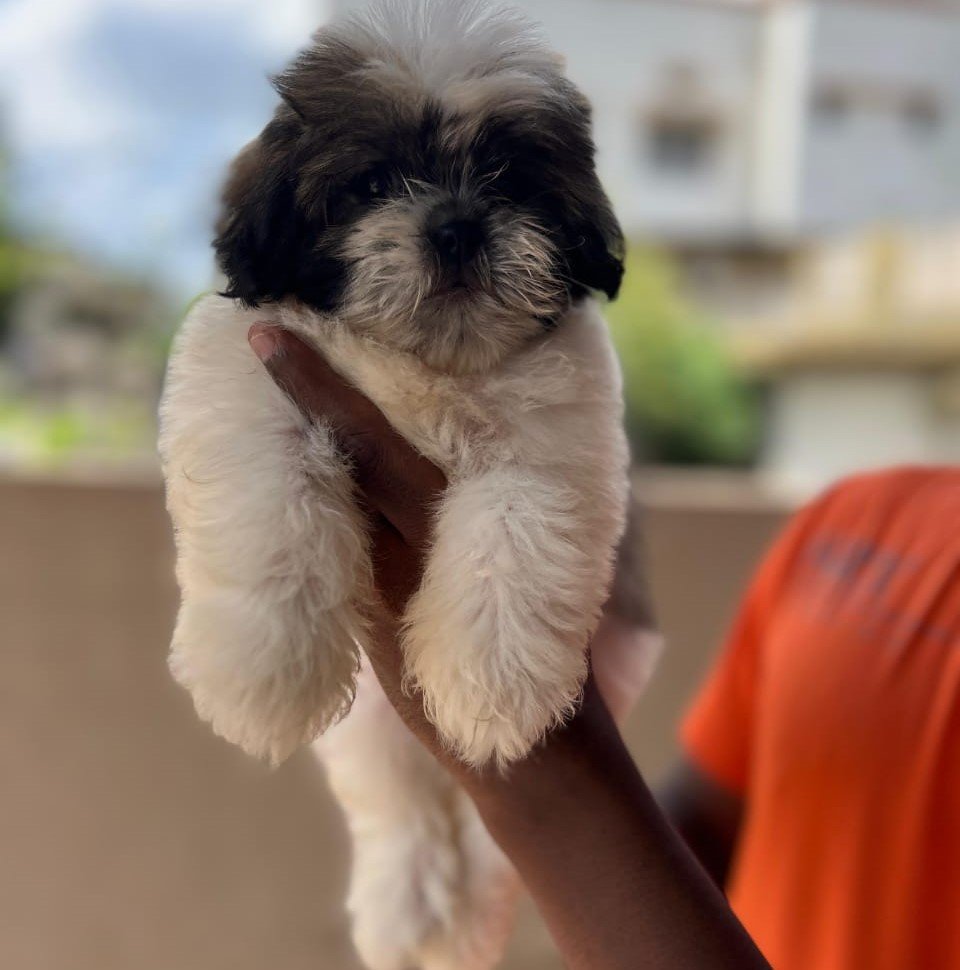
[648,116,715,173]
[813,83,852,124]
[643,62,720,177]
[813,80,944,137]
[902,92,942,136]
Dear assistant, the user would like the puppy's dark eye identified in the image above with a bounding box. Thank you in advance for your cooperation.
[348,169,388,203]
[484,160,539,205]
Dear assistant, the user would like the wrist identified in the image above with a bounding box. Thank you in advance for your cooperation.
[460,691,631,843]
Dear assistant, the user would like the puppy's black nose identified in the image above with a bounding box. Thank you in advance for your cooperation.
[430,219,484,268]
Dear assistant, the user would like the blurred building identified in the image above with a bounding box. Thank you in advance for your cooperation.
[505,0,959,329]
[737,226,960,490]
[4,257,167,404]
[332,0,960,240]
[0,253,171,468]
[331,0,960,302]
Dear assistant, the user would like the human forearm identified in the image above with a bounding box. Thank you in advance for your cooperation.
[464,687,769,970]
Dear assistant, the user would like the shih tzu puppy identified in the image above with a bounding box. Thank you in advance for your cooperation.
[160,1,636,967]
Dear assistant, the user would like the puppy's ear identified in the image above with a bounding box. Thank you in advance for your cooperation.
[552,87,626,301]
[565,180,625,301]
[213,123,304,307]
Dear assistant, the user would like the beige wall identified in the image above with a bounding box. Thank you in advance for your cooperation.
[0,476,784,970]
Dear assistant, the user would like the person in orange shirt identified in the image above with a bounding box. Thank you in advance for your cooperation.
[662,466,960,970]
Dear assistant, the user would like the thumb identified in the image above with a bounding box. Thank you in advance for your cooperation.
[248,323,447,547]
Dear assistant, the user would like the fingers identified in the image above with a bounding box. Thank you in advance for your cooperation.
[604,497,657,629]
[590,615,664,726]
[595,499,662,723]
[249,323,447,547]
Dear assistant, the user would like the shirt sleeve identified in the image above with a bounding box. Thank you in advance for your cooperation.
[680,493,832,796]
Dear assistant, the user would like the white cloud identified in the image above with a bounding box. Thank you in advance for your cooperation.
[0,0,324,148]
[0,0,328,293]
[0,0,130,149]
[130,0,327,54]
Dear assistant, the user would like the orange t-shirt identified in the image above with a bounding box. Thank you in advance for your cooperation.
[682,467,960,970]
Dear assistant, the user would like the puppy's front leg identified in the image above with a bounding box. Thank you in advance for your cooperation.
[317,663,517,970]
[402,467,615,768]
[161,298,373,764]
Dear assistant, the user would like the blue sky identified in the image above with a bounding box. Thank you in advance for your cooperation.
[0,0,327,299]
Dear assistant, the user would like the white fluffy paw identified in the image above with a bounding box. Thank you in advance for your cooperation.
[170,589,362,765]
[349,831,458,970]
[413,651,585,769]
[347,802,517,970]
[402,473,598,768]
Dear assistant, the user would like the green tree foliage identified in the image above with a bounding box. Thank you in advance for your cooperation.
[607,247,760,466]
[0,241,45,346]
[0,137,9,232]
[0,141,72,346]
[0,140,26,344]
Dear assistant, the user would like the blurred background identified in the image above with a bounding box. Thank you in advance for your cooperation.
[1,0,958,967]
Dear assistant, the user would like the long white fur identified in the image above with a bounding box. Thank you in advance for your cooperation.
[160,292,628,967]
[162,292,628,766]
[315,662,520,970]
[159,3,632,967]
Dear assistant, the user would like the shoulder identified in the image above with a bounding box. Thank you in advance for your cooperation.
[768,466,960,581]
[551,297,617,366]
[496,298,621,403]
[183,291,243,323]
[811,466,960,521]
[164,294,280,410]
[179,292,266,339]
[169,294,290,377]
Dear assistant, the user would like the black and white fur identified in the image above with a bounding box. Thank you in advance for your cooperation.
[160,2,632,967]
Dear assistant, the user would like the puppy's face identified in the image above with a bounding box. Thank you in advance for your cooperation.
[215,2,624,373]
